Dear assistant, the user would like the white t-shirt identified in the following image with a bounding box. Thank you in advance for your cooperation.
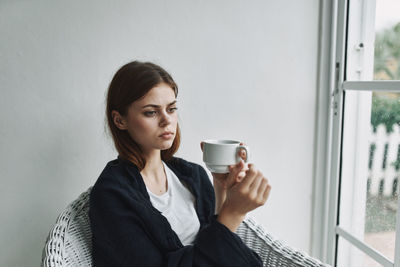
[146,162,201,246]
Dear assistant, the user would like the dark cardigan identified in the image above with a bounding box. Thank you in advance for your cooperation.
[89,156,262,267]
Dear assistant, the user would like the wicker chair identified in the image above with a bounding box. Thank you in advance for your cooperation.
[41,187,330,267]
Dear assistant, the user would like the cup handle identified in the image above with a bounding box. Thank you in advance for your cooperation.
[237,145,250,163]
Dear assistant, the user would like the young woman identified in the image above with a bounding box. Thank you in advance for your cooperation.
[89,61,272,267]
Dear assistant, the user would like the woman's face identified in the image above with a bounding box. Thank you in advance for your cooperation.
[118,83,178,154]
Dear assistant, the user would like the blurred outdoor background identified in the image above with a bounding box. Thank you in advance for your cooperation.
[362,1,400,265]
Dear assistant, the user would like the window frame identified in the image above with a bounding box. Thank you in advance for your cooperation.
[312,0,400,266]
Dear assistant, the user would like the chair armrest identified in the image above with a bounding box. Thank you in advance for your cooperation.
[236,217,331,267]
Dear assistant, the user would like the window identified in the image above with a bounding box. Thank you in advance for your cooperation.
[323,0,400,266]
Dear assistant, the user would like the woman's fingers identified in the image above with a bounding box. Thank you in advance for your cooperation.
[239,164,270,203]
[229,160,245,175]
[237,170,246,182]
[226,160,245,183]
[222,163,271,217]
[257,178,269,202]
[249,173,263,192]
[238,149,247,160]
[263,184,272,202]
[249,170,265,189]
[240,164,258,188]
[257,178,268,194]
[235,157,248,182]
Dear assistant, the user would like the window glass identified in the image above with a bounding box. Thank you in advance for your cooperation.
[337,237,382,267]
[339,90,398,261]
[374,0,400,80]
[346,0,400,81]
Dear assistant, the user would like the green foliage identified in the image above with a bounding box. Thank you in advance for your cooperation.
[371,96,400,133]
[374,22,400,79]
[372,96,400,169]
[371,22,400,132]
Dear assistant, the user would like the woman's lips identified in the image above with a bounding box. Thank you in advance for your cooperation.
[159,132,174,139]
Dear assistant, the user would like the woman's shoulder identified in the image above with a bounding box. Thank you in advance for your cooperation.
[89,159,149,222]
[95,159,129,183]
[90,158,141,199]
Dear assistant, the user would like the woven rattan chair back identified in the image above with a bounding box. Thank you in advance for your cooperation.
[42,188,92,267]
[42,187,329,267]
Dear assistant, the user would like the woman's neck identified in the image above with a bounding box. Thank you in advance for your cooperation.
[140,150,165,182]
[143,155,162,173]
[140,150,168,195]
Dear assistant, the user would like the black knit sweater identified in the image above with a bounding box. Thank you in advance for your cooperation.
[89,156,262,267]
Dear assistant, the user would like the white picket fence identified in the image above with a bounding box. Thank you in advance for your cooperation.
[368,124,400,197]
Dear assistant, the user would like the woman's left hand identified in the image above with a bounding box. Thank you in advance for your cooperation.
[200,141,249,213]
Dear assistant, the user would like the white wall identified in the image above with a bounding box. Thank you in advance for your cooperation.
[0,0,320,266]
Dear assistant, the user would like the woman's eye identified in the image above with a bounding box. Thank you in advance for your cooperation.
[144,111,157,117]
[168,107,178,113]
[144,107,177,117]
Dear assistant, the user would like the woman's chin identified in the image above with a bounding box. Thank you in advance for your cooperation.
[158,141,174,150]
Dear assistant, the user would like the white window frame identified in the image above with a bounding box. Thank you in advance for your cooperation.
[312,0,400,266]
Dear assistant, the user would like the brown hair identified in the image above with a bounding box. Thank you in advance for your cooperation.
[106,61,180,170]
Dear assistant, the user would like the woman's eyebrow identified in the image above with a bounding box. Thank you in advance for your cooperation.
[142,100,177,109]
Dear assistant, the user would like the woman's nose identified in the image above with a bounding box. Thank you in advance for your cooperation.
[159,111,172,126]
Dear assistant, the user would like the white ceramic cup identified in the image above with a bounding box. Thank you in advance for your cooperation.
[202,139,250,173]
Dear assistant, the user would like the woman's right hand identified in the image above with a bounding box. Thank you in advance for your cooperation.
[217,164,271,232]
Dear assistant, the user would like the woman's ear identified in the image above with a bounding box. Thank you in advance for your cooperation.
[112,110,127,130]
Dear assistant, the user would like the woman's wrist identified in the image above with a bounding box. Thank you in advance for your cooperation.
[216,205,245,232]
[214,190,226,214]
[215,198,225,214]
[213,178,227,213]
[213,176,228,190]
